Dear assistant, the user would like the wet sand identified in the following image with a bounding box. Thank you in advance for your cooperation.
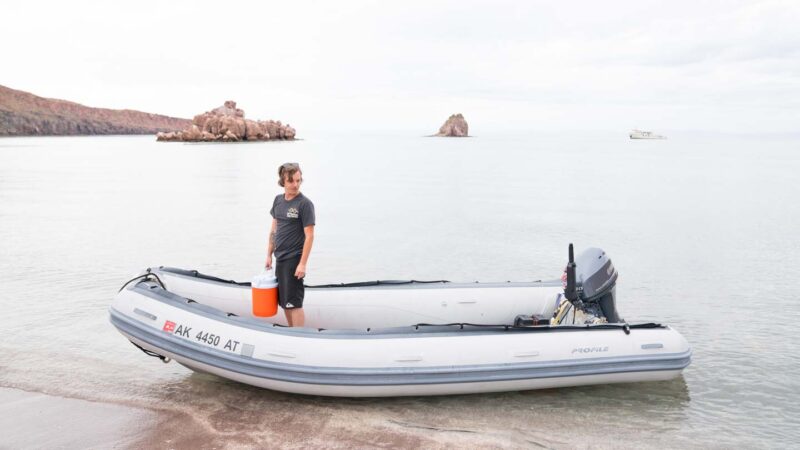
[0,387,215,449]
[0,380,696,450]
[0,386,500,449]
[0,390,551,449]
[0,387,151,449]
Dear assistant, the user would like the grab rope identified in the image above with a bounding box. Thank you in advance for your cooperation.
[305,279,450,288]
[118,267,655,337]
[155,266,450,288]
[130,341,171,363]
[410,322,661,333]
[118,270,166,293]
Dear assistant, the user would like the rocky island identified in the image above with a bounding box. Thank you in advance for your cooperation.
[435,113,469,137]
[157,101,295,142]
[0,84,190,136]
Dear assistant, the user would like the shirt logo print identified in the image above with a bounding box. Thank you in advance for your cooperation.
[287,207,299,219]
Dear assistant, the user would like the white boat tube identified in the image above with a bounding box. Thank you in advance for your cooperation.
[151,266,564,329]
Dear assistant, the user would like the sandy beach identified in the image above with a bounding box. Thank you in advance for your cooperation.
[0,387,153,448]
[0,386,523,449]
[0,387,225,449]
[0,380,698,449]
[0,386,489,449]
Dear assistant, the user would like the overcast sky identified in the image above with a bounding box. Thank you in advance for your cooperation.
[3,0,799,133]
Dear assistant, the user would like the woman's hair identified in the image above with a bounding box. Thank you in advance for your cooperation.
[278,162,302,187]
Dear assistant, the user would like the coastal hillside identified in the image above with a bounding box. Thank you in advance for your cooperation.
[0,84,190,136]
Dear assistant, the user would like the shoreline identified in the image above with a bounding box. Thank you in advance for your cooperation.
[0,383,693,449]
[0,387,212,449]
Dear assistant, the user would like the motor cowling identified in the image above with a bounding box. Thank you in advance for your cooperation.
[570,247,622,323]
[575,248,617,301]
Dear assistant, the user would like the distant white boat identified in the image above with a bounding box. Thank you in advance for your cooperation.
[629,129,666,140]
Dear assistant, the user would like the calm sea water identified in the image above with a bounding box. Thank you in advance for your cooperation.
[0,133,797,448]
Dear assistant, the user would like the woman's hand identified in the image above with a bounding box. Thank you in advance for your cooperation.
[295,263,306,279]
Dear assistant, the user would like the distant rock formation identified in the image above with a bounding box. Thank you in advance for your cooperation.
[436,113,469,137]
[157,101,296,142]
[0,84,190,136]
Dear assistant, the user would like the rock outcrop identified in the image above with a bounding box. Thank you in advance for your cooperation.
[436,113,469,137]
[0,84,191,136]
[157,101,296,142]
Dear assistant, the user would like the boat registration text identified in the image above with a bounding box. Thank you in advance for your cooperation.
[162,320,241,352]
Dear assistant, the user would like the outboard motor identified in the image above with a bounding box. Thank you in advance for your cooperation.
[564,244,622,323]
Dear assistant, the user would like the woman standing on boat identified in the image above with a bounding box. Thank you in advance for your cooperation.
[265,162,315,327]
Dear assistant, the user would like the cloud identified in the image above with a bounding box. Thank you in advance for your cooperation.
[2,0,798,132]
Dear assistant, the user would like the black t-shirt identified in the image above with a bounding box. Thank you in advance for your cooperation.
[270,193,315,261]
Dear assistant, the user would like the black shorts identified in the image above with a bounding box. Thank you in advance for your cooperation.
[276,256,304,309]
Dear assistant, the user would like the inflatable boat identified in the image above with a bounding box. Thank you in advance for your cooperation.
[109,246,691,397]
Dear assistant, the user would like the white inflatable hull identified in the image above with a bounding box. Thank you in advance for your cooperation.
[152,267,564,329]
[109,269,691,397]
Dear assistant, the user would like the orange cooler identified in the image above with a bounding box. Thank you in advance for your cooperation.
[252,270,279,317]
